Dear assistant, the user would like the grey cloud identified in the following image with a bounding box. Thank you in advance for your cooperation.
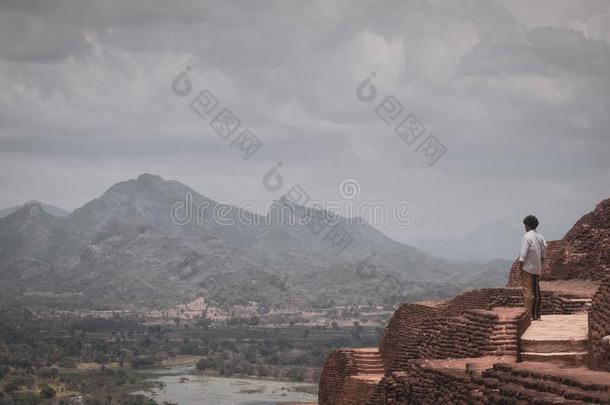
[527,27,610,75]
[459,26,610,77]
[0,0,609,242]
[0,11,91,63]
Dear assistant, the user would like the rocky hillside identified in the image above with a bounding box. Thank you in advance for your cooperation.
[0,201,70,218]
[0,174,509,309]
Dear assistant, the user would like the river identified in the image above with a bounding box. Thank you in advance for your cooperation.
[133,365,318,405]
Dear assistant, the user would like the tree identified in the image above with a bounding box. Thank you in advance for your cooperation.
[286,366,306,382]
[36,367,59,379]
[3,381,19,394]
[40,384,56,399]
[196,357,213,371]
[0,365,8,379]
[351,321,362,340]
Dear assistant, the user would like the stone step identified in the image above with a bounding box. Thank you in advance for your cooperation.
[521,337,588,353]
[520,351,588,366]
[352,348,384,376]
[354,357,382,363]
[484,339,517,346]
[481,350,518,357]
[566,298,592,303]
[482,344,518,351]
[498,383,582,404]
[483,368,610,403]
[352,348,378,353]
[492,325,517,332]
[356,358,382,365]
[356,363,383,368]
[353,352,380,357]
[354,357,381,361]
[489,334,517,341]
[492,362,610,392]
[354,351,380,356]
[358,368,385,374]
[494,319,520,325]
[519,314,588,365]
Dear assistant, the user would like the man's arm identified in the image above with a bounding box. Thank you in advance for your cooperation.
[518,235,529,271]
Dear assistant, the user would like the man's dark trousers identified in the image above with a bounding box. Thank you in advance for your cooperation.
[521,269,541,320]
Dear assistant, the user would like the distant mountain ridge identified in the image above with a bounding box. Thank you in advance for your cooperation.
[0,200,70,218]
[0,174,509,309]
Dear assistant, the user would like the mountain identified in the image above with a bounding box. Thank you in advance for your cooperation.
[0,174,509,309]
[413,221,570,262]
[0,201,70,218]
[0,202,77,281]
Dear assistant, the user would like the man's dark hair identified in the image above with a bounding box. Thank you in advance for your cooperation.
[523,215,539,230]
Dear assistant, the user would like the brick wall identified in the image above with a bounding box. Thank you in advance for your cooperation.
[365,362,483,404]
[318,349,358,405]
[417,311,496,359]
[377,287,582,373]
[378,289,535,371]
[378,303,441,371]
[334,377,377,405]
[563,198,610,280]
[437,288,495,314]
[589,277,610,371]
[365,372,410,404]
[366,360,610,404]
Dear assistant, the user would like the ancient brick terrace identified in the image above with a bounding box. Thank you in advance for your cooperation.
[314,198,610,404]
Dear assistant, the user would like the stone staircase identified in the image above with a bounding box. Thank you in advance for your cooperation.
[520,314,589,366]
[480,362,610,403]
[565,297,593,313]
[475,307,527,357]
[352,348,384,375]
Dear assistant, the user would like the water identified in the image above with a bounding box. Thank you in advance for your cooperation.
[134,365,318,405]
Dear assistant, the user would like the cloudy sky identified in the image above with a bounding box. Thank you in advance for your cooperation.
[1,0,609,244]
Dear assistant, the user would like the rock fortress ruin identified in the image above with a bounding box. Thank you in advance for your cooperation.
[286,197,610,404]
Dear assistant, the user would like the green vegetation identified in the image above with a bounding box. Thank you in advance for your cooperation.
[186,319,382,380]
[0,297,382,403]
[0,298,158,403]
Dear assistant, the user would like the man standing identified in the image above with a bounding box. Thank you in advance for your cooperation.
[519,215,547,320]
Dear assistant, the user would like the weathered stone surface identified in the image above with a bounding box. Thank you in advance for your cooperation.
[563,198,610,280]
[521,314,589,361]
[378,303,441,371]
[318,348,384,405]
[365,360,610,404]
[318,349,358,405]
[374,287,595,372]
[590,277,610,371]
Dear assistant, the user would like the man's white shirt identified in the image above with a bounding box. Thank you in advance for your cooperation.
[519,230,547,275]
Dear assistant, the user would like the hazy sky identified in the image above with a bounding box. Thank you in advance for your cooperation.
[1,0,609,243]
